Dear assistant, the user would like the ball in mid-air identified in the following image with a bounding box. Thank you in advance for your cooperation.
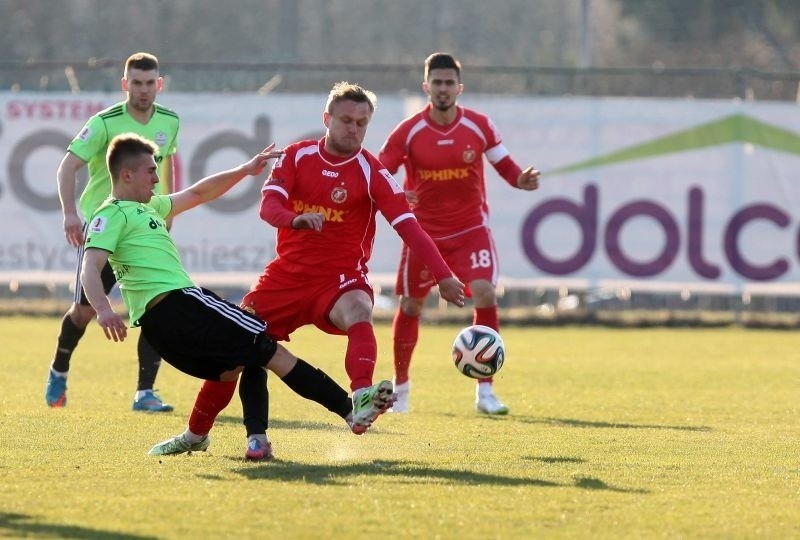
[452,324,505,378]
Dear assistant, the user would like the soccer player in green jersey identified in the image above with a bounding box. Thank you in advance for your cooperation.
[46,52,180,412]
[82,133,359,458]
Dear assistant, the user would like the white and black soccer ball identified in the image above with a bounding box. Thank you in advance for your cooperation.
[452,325,505,378]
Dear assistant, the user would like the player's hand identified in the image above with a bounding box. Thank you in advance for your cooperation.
[404,189,419,206]
[517,166,540,191]
[95,308,128,342]
[291,212,325,231]
[438,276,466,307]
[242,143,284,176]
[63,212,84,247]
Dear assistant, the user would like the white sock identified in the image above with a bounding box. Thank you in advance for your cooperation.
[183,429,206,443]
[248,434,269,445]
[476,381,493,398]
[50,368,68,378]
[135,389,152,400]
[393,380,410,393]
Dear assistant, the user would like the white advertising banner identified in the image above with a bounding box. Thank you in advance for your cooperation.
[2,93,800,293]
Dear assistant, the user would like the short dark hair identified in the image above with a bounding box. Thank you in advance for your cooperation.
[424,52,461,81]
[325,81,377,114]
[106,133,158,182]
[124,52,159,77]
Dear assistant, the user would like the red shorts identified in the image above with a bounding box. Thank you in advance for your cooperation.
[395,226,498,298]
[241,265,374,341]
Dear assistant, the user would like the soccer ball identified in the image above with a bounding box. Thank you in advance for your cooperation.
[452,325,505,378]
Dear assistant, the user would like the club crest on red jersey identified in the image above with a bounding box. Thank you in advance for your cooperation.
[462,148,476,163]
[331,186,348,204]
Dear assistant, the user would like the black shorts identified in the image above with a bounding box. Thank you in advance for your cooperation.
[138,287,278,381]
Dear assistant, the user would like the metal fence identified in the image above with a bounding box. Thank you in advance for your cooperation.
[2,59,800,101]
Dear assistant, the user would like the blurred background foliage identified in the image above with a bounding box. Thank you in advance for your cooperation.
[1,0,799,98]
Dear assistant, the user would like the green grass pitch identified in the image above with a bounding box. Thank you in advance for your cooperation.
[1,317,798,538]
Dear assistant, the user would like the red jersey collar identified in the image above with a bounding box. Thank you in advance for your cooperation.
[318,137,362,165]
[424,103,463,131]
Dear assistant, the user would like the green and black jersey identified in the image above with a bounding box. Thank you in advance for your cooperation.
[85,194,192,325]
[69,101,179,221]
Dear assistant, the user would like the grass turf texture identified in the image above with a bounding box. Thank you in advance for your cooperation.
[1,317,798,539]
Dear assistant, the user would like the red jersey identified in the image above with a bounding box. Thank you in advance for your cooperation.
[379,104,514,239]
[260,138,413,277]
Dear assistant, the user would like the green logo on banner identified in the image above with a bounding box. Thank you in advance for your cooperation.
[549,113,800,175]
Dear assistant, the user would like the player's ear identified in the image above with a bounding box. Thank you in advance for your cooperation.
[121,77,128,92]
[422,81,429,94]
[322,111,331,128]
[457,83,464,95]
[157,76,164,92]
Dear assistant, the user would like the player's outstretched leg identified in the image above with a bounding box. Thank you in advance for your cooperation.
[350,380,396,434]
[148,431,210,456]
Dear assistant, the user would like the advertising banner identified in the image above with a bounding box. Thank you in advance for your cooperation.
[2,93,799,293]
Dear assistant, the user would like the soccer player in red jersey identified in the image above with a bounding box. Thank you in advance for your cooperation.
[378,52,541,415]
[155,82,465,460]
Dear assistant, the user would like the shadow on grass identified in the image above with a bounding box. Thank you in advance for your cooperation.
[515,416,712,432]
[0,512,158,540]
[529,456,586,464]
[230,459,649,493]
[233,458,557,486]
[215,414,341,432]
[573,476,648,493]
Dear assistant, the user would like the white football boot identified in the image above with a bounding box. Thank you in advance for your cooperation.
[476,382,509,415]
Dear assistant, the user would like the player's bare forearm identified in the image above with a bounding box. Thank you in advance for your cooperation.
[80,250,128,342]
[57,152,86,247]
[170,145,282,217]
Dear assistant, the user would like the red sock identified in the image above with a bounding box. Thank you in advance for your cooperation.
[345,321,377,392]
[188,379,237,436]
[474,306,500,384]
[392,309,419,385]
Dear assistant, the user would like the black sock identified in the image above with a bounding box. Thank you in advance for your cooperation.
[52,313,87,373]
[240,366,268,436]
[136,333,162,391]
[281,358,352,419]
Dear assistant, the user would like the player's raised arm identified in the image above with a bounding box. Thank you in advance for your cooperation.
[168,144,283,218]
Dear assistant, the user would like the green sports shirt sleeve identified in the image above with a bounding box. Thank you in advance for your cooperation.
[85,194,194,325]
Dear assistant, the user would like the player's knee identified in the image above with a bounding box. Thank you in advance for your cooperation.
[470,281,496,305]
[400,296,425,316]
[68,303,96,327]
[350,302,373,322]
[331,291,373,328]
[265,343,297,377]
[219,366,244,382]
